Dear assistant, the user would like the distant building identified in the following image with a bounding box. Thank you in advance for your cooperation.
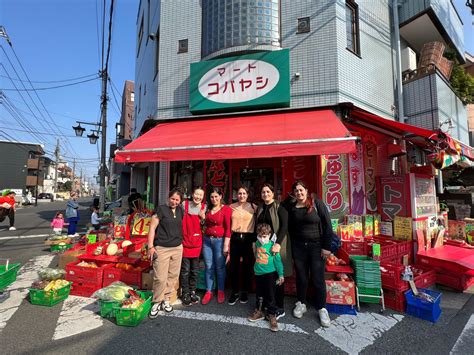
[0,140,44,194]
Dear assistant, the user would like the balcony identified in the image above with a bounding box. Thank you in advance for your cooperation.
[26,175,44,187]
[402,64,469,144]
[27,158,41,169]
[399,0,464,60]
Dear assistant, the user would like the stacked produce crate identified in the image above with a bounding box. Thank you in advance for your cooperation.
[350,256,384,310]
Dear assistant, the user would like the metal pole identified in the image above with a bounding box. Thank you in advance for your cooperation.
[35,155,39,206]
[54,138,59,200]
[392,0,405,122]
[99,70,108,212]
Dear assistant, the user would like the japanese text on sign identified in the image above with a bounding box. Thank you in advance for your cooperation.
[322,154,349,220]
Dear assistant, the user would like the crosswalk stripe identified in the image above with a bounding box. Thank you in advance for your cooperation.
[0,234,50,240]
[53,296,103,340]
[315,312,404,354]
[165,309,308,334]
[0,255,55,332]
[450,314,474,355]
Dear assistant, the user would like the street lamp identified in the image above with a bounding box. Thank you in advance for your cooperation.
[87,131,100,144]
[72,123,86,137]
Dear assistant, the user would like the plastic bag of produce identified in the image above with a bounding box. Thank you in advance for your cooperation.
[37,268,66,280]
[92,281,133,301]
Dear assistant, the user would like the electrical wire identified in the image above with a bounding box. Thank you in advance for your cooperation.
[1,76,99,91]
[0,73,98,84]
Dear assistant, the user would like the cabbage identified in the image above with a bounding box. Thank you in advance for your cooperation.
[92,281,133,301]
[38,268,66,280]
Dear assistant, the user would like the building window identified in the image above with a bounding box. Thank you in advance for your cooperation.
[137,15,144,56]
[297,17,310,34]
[178,39,188,53]
[346,0,360,55]
[130,92,135,102]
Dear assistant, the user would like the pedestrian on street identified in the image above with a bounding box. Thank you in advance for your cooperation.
[65,192,80,236]
[180,186,206,306]
[0,190,17,231]
[201,187,231,305]
[90,206,102,230]
[255,183,289,320]
[285,180,332,328]
[148,188,184,318]
[247,223,284,332]
[228,186,257,306]
[50,211,65,235]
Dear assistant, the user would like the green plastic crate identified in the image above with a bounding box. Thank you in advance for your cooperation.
[0,263,21,290]
[357,286,382,304]
[50,243,73,252]
[113,291,153,327]
[98,299,121,318]
[29,282,72,307]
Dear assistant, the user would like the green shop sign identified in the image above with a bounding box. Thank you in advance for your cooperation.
[190,49,290,114]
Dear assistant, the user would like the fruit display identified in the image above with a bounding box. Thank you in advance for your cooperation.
[106,243,119,256]
[326,254,347,266]
[92,281,133,301]
[76,261,99,268]
[115,263,142,272]
[38,268,66,280]
[44,236,72,246]
[121,289,145,309]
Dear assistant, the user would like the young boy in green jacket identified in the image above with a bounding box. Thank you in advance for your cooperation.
[248,223,284,332]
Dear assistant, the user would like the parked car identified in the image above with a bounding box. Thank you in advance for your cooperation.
[38,193,54,201]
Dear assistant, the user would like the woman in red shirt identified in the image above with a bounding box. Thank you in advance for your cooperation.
[201,187,231,305]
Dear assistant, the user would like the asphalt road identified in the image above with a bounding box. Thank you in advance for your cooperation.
[1,202,474,354]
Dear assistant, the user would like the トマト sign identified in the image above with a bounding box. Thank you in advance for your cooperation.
[189,49,290,113]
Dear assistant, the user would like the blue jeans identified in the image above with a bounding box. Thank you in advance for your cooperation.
[202,236,226,292]
[67,215,79,235]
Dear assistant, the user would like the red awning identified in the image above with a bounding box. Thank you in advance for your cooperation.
[115,109,357,163]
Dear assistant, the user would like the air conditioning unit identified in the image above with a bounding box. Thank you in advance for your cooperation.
[401,47,417,72]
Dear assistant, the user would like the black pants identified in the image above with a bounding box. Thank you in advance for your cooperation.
[0,208,14,227]
[292,240,326,310]
[229,232,254,294]
[180,257,199,295]
[255,272,277,315]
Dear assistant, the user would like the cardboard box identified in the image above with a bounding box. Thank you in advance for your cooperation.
[345,215,362,225]
[58,248,86,270]
[325,280,356,305]
[338,224,354,241]
[353,222,363,240]
[141,270,179,304]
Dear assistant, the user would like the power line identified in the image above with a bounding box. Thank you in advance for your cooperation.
[1,76,99,91]
[0,125,79,137]
[0,73,98,84]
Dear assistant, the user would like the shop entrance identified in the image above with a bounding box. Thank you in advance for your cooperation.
[230,159,282,203]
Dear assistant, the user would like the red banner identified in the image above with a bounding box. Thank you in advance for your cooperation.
[321,154,350,220]
[363,135,378,213]
[377,176,407,221]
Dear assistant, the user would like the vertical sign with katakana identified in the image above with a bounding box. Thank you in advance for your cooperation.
[206,160,229,202]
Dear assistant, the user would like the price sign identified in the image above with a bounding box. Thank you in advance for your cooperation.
[114,215,127,238]
[132,215,151,236]
[394,216,413,241]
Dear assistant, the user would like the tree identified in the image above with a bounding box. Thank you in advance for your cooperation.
[444,49,474,104]
[63,181,72,191]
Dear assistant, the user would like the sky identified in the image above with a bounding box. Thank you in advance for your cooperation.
[0,0,473,186]
[0,0,137,185]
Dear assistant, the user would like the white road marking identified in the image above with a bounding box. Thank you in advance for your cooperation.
[0,255,55,331]
[0,234,50,240]
[450,315,474,354]
[315,312,404,354]
[53,296,103,340]
[164,310,308,334]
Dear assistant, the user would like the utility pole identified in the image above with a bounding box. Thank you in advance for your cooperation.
[54,139,60,199]
[72,158,76,193]
[99,69,108,212]
[80,168,83,197]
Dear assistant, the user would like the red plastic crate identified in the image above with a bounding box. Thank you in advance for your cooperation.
[380,263,436,291]
[70,280,102,297]
[383,288,406,313]
[65,261,104,284]
[102,262,150,288]
[436,272,474,291]
[369,237,399,259]
[342,241,368,255]
[397,240,413,257]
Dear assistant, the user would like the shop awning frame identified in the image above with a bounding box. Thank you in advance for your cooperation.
[115,109,358,163]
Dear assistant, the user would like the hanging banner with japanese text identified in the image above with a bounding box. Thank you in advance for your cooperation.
[348,140,366,215]
[377,176,407,221]
[363,135,378,213]
[206,160,229,202]
[190,50,290,113]
[321,154,350,221]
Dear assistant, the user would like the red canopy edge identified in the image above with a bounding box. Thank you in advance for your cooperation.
[115,109,357,163]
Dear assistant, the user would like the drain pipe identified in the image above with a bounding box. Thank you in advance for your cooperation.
[392,0,405,123]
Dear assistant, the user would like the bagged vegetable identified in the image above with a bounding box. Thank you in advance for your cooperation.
[38,268,66,280]
[92,281,133,301]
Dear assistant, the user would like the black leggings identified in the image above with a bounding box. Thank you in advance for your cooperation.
[180,257,199,294]
[292,240,326,310]
[229,232,254,294]
[0,208,14,227]
[255,272,278,315]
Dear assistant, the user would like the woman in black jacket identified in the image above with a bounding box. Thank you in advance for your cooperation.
[286,181,332,328]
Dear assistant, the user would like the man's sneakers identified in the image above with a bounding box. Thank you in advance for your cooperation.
[275,308,286,320]
[182,293,192,307]
[268,314,279,332]
[149,301,173,319]
[318,307,331,327]
[228,293,239,305]
[8,226,16,231]
[239,292,248,304]
[293,301,307,319]
[190,291,200,304]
